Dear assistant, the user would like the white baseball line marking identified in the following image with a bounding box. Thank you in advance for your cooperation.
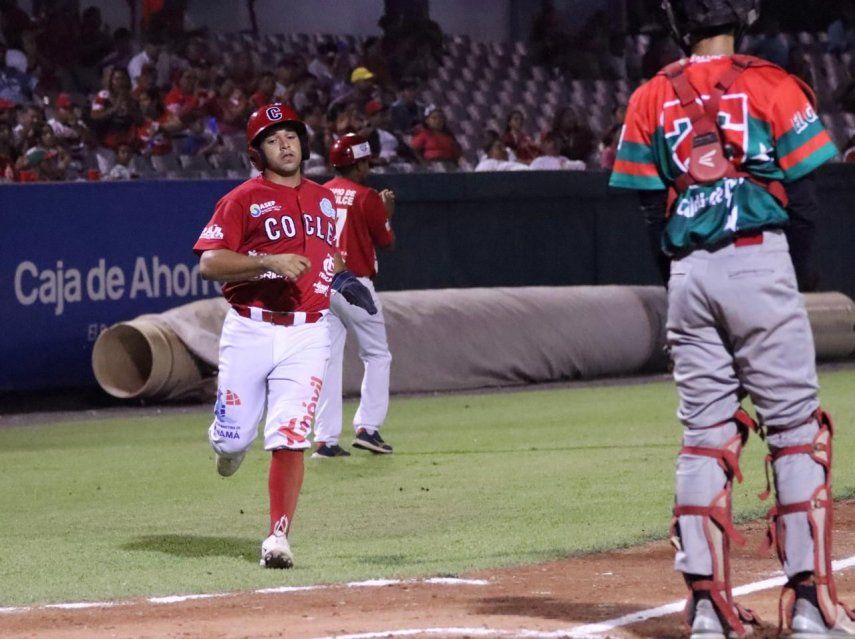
[308,555,855,639]
[0,578,489,616]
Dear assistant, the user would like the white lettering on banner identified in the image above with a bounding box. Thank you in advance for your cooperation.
[13,257,214,315]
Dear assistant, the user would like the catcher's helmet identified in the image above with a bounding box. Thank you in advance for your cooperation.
[246,103,308,168]
[329,133,373,168]
[661,0,760,53]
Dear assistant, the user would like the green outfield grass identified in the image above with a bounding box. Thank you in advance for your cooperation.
[1,369,854,606]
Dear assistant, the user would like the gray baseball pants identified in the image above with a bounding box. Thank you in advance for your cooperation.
[666,230,823,579]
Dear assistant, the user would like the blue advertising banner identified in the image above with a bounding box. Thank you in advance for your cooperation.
[1,180,238,392]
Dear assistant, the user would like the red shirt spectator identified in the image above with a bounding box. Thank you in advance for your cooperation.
[410,106,461,162]
[501,109,539,163]
[90,68,139,150]
[164,69,213,121]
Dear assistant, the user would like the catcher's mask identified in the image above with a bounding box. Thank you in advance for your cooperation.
[661,0,760,54]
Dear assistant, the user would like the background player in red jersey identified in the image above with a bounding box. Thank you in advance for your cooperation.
[314,133,396,457]
[193,104,375,569]
[610,1,852,638]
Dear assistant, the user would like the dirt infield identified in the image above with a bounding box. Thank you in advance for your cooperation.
[4,501,855,639]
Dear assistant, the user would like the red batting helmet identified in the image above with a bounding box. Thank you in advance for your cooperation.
[329,133,373,168]
[246,103,308,167]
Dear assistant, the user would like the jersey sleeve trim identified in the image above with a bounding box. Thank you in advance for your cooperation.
[610,159,667,190]
[779,129,837,180]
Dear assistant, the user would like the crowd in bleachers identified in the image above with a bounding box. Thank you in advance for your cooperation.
[1,2,854,183]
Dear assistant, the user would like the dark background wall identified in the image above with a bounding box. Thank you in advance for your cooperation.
[1,165,852,393]
[369,166,855,298]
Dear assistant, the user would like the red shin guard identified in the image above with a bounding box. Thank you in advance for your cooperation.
[761,409,855,631]
[672,408,760,637]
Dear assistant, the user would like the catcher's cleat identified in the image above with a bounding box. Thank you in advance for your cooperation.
[260,530,294,569]
[216,451,245,477]
[311,443,351,458]
[789,587,855,638]
[690,596,755,639]
[352,429,393,454]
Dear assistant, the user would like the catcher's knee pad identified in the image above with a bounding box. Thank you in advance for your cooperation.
[672,409,759,637]
[761,409,855,631]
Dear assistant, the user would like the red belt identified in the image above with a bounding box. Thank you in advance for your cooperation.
[734,232,763,247]
[231,304,324,326]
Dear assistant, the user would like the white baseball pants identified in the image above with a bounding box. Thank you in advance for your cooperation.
[209,309,330,456]
[314,278,391,445]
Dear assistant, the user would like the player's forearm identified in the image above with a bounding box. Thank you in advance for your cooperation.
[199,249,272,282]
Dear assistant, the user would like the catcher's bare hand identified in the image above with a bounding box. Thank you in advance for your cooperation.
[261,254,311,280]
[379,189,395,218]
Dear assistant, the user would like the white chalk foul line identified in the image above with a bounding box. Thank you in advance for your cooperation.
[309,554,855,639]
[0,577,489,616]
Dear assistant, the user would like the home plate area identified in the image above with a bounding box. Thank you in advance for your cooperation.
[4,501,855,639]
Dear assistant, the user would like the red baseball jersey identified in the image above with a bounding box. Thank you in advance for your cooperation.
[194,175,339,313]
[324,176,394,278]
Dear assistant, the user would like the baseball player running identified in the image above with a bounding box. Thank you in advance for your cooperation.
[194,104,376,568]
[610,2,852,637]
[313,133,395,457]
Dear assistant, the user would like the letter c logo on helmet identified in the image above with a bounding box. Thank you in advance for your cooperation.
[266,105,283,121]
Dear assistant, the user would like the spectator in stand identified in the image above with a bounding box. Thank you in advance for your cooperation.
[213,76,252,136]
[389,77,423,135]
[750,16,789,68]
[12,102,43,149]
[137,88,179,157]
[475,138,529,171]
[0,118,16,180]
[827,4,855,55]
[327,66,376,116]
[544,106,595,167]
[175,114,219,157]
[128,34,163,88]
[597,104,626,170]
[17,125,70,181]
[228,50,257,95]
[131,63,158,99]
[98,28,135,79]
[106,142,138,180]
[48,93,92,172]
[410,105,462,168]
[273,55,303,104]
[0,35,35,104]
[531,132,586,170]
[308,42,337,88]
[502,109,539,164]
[251,71,277,109]
[362,99,402,163]
[90,67,140,160]
[164,68,215,124]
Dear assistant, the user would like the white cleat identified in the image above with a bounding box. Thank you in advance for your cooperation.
[691,599,726,639]
[260,530,294,569]
[792,598,855,638]
[216,451,245,477]
[690,599,752,639]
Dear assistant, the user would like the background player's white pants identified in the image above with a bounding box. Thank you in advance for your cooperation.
[315,279,391,445]
[208,309,330,455]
